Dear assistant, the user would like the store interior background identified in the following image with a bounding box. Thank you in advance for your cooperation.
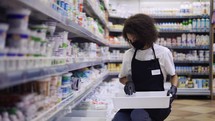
[0,0,215,121]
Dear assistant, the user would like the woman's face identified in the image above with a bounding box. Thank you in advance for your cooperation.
[127,33,136,43]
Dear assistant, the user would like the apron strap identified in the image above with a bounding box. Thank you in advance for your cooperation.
[152,45,157,59]
[132,49,138,60]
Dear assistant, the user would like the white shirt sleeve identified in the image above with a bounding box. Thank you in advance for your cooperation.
[118,50,132,78]
[164,49,176,76]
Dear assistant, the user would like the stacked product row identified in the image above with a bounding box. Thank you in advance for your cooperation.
[142,2,210,17]
[0,65,107,121]
[0,8,113,73]
[156,18,210,32]
[108,63,122,73]
[108,36,129,46]
[157,34,209,47]
[176,66,209,74]
[51,0,106,38]
[109,2,210,18]
[172,50,209,62]
[178,76,209,89]
[109,50,124,61]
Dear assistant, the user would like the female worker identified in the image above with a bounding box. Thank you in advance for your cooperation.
[112,14,178,121]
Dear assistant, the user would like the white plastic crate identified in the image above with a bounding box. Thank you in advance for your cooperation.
[60,117,107,121]
[112,91,171,109]
[65,110,107,117]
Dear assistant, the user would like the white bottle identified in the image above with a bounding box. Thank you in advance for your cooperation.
[196,35,200,46]
[192,19,196,31]
[2,112,10,121]
[182,34,187,46]
[197,19,201,31]
[201,18,205,31]
[201,35,205,46]
[16,110,25,121]
[9,115,18,121]
[187,34,192,47]
[205,18,210,31]
[205,35,210,46]
[192,34,196,46]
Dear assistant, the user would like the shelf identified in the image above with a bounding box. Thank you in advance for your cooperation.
[153,15,209,19]
[109,14,127,19]
[108,59,123,63]
[32,72,109,121]
[159,31,209,34]
[108,44,130,49]
[109,14,207,19]
[0,60,107,90]
[167,46,209,50]
[109,28,123,32]
[108,29,209,34]
[177,88,210,95]
[109,72,120,76]
[174,61,209,64]
[0,0,108,46]
[84,0,106,27]
[177,72,209,76]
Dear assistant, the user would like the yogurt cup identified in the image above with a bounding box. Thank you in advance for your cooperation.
[7,9,31,29]
[45,22,56,36]
[7,29,29,51]
[30,24,48,40]
[0,23,9,49]
[0,48,7,72]
[6,48,17,72]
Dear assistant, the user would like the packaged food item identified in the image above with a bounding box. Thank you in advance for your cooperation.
[37,78,51,96]
[62,73,72,85]
[2,112,10,121]
[7,9,31,29]
[6,48,17,72]
[30,24,48,40]
[45,22,56,36]
[72,77,81,91]
[0,23,9,49]
[7,29,29,51]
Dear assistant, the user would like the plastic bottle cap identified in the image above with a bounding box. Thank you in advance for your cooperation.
[0,23,9,31]
[8,28,29,36]
[7,9,31,16]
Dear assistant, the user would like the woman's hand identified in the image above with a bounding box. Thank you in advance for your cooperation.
[124,75,136,95]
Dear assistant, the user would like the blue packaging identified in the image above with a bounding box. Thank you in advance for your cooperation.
[60,0,65,8]
[202,79,206,88]
[197,79,202,88]
[64,2,69,11]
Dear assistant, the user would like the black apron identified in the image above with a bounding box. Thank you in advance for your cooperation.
[131,46,171,121]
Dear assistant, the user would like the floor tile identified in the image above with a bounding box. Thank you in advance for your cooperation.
[167,119,198,121]
[173,99,209,106]
[165,116,181,121]
[171,103,187,109]
[185,114,215,121]
[169,110,200,117]
[166,99,215,121]
[178,106,215,113]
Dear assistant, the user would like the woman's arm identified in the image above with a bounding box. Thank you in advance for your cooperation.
[170,74,178,87]
[119,77,128,85]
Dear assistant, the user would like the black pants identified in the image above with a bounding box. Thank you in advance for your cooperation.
[112,108,171,121]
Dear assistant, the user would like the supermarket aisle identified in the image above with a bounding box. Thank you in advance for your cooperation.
[166,99,215,121]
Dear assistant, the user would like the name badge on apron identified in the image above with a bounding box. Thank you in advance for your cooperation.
[151,69,161,75]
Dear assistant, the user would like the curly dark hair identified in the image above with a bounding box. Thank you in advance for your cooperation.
[122,14,158,47]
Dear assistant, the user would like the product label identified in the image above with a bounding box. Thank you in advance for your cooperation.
[151,69,161,75]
